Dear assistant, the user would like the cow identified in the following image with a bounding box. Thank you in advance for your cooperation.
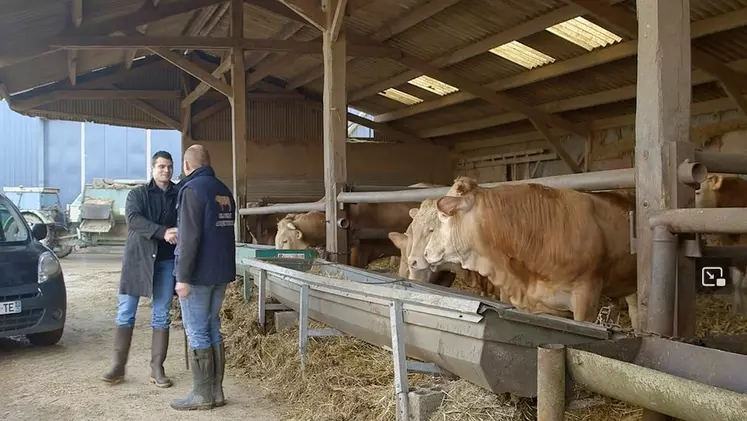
[421,176,638,325]
[273,183,443,268]
[695,173,747,314]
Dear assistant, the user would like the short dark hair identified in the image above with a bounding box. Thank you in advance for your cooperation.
[151,150,173,167]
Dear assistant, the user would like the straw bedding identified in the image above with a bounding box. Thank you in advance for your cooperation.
[216,257,747,421]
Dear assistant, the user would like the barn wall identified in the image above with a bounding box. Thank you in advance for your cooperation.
[185,138,455,202]
[453,108,747,183]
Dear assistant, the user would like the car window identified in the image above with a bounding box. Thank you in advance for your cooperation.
[0,198,29,243]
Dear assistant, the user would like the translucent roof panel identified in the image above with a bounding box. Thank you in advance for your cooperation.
[545,16,623,51]
[407,75,460,96]
[378,88,423,105]
[488,40,555,69]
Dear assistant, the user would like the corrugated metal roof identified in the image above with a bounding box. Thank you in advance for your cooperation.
[489,40,556,69]
[379,88,424,105]
[545,16,623,51]
[407,75,459,95]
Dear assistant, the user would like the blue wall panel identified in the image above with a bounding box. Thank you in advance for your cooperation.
[44,120,82,207]
[0,100,182,206]
[0,101,43,188]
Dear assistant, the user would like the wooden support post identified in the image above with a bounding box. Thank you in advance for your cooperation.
[180,71,192,154]
[635,2,691,420]
[230,0,247,241]
[322,0,348,264]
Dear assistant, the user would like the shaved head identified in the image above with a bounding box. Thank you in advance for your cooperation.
[183,144,210,176]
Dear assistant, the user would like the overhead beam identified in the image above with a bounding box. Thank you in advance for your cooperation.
[279,0,326,31]
[285,0,464,91]
[566,0,747,89]
[52,36,401,58]
[423,58,747,138]
[328,0,347,43]
[0,0,229,68]
[371,5,747,123]
[182,55,233,107]
[125,0,163,69]
[149,48,233,98]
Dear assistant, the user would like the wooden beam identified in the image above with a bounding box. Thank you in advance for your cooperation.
[0,0,229,68]
[193,100,229,124]
[720,81,747,117]
[72,0,83,28]
[422,58,747,138]
[182,56,233,107]
[368,4,747,122]
[567,0,747,90]
[125,96,182,130]
[328,0,347,43]
[285,0,464,90]
[231,0,248,238]
[279,0,326,31]
[67,50,78,86]
[530,120,582,173]
[395,54,589,137]
[634,0,691,343]
[149,48,233,98]
[181,70,192,145]
[321,0,347,264]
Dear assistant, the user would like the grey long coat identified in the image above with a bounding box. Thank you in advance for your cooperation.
[118,183,176,297]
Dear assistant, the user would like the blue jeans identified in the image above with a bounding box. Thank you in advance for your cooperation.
[180,283,228,350]
[116,259,176,329]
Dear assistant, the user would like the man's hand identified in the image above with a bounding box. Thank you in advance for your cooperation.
[164,227,178,245]
[175,281,191,298]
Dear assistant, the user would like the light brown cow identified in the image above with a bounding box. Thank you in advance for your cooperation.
[422,176,638,324]
[695,173,747,314]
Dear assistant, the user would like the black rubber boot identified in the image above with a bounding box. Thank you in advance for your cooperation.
[149,328,173,388]
[170,347,214,411]
[100,326,134,384]
[212,343,226,407]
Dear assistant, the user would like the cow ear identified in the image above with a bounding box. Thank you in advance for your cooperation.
[408,208,418,219]
[388,232,408,250]
[295,230,303,240]
[436,196,473,216]
[709,174,724,190]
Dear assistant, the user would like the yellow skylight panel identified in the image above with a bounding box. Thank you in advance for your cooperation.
[545,16,623,51]
[378,88,423,105]
[407,75,459,96]
[489,41,555,69]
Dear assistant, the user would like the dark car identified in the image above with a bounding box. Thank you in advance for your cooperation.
[0,191,67,346]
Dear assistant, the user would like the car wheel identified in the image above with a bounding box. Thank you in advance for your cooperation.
[27,328,64,346]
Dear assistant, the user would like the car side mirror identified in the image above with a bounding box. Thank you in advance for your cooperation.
[31,223,47,241]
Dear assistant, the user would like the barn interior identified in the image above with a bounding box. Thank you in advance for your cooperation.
[3,0,747,420]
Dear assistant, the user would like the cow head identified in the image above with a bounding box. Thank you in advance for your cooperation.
[405,200,441,272]
[387,231,411,278]
[424,194,475,266]
[274,220,308,249]
[695,173,724,208]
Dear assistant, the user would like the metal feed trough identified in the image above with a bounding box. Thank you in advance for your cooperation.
[234,243,626,400]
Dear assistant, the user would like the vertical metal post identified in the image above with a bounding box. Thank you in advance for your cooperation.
[389,300,409,421]
[299,284,310,374]
[258,269,267,332]
[649,226,679,337]
[230,0,247,241]
[537,344,567,421]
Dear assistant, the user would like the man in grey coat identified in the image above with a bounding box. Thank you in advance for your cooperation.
[101,150,180,388]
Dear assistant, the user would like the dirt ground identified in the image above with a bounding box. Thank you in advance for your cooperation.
[0,253,286,421]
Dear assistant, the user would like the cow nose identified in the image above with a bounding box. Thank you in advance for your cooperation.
[409,259,417,268]
[423,251,429,260]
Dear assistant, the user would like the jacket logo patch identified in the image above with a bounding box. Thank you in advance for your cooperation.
[215,195,232,210]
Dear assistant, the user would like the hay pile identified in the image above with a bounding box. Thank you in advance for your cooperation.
[218,255,747,421]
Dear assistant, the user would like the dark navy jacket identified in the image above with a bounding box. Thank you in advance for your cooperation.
[174,166,236,286]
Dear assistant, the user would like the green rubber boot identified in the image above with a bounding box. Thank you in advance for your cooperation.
[212,343,226,407]
[170,347,214,411]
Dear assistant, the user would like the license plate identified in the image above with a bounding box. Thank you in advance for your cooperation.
[0,301,22,315]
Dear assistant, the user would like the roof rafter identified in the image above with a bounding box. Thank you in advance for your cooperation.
[372,5,747,123]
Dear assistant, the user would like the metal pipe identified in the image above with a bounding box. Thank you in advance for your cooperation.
[649,208,747,233]
[677,159,707,186]
[566,348,747,421]
[337,168,635,203]
[694,150,747,175]
[537,344,566,421]
[648,226,678,337]
[238,201,325,215]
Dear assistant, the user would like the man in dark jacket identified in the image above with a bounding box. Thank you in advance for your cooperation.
[170,144,236,411]
[101,150,179,388]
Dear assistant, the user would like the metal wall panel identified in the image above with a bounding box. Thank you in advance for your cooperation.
[43,120,82,206]
[0,100,42,188]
